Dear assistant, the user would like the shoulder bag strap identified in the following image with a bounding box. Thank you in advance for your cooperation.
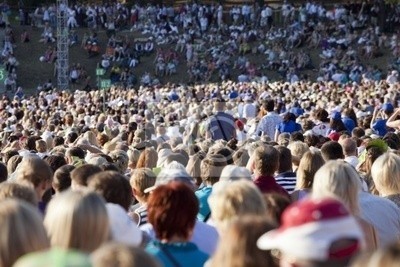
[215,114,228,141]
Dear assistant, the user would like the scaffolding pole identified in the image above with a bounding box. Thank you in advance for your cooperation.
[57,0,69,90]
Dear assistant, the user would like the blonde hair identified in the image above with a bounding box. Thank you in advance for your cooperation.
[208,180,267,231]
[296,151,325,189]
[288,141,310,166]
[92,242,161,267]
[371,153,400,196]
[209,216,276,267]
[129,168,156,202]
[35,139,47,153]
[0,183,38,206]
[136,148,158,169]
[312,160,361,215]
[352,243,400,267]
[44,190,110,253]
[0,199,49,266]
[15,156,53,188]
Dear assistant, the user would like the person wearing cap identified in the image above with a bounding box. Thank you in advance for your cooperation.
[370,103,394,137]
[145,182,209,267]
[206,99,236,141]
[257,198,365,267]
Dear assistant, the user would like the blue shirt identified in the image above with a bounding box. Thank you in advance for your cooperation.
[342,116,355,133]
[146,240,209,267]
[276,120,302,134]
[195,186,212,222]
[372,119,388,137]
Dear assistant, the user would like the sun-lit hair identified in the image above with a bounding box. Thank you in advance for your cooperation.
[208,180,267,232]
[312,160,361,215]
[208,216,276,267]
[0,183,38,206]
[92,242,161,267]
[44,190,110,253]
[296,151,325,189]
[0,199,49,266]
[371,152,400,196]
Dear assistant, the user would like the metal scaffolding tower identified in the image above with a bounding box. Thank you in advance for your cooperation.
[57,0,69,90]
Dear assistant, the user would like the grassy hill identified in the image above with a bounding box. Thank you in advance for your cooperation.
[12,24,392,94]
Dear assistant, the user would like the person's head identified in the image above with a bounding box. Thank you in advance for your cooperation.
[109,150,129,174]
[35,139,47,153]
[371,152,400,197]
[43,154,67,172]
[287,141,310,167]
[15,156,53,199]
[53,165,75,194]
[252,145,279,176]
[339,138,357,157]
[296,151,325,190]
[321,141,344,161]
[312,161,362,215]
[147,182,198,241]
[130,168,156,204]
[276,146,292,173]
[70,164,102,190]
[127,149,141,169]
[352,242,400,267]
[136,148,158,169]
[232,148,249,167]
[88,171,132,212]
[44,190,109,253]
[65,147,86,165]
[186,152,205,186]
[258,198,364,267]
[208,180,267,232]
[209,216,277,267]
[0,183,37,206]
[220,165,252,182]
[201,154,227,185]
[0,199,49,266]
[263,99,275,112]
[0,161,8,183]
[92,243,161,267]
[7,154,22,175]
[263,193,291,226]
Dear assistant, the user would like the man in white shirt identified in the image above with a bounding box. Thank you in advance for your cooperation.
[339,137,359,168]
[242,95,256,119]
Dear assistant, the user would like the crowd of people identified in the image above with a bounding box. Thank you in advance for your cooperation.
[12,0,400,89]
[3,0,400,267]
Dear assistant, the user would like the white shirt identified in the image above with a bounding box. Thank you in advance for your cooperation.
[243,103,256,119]
[359,191,400,247]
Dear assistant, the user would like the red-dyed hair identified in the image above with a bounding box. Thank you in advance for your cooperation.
[147,182,199,241]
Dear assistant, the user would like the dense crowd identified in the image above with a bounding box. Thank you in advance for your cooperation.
[2,1,400,267]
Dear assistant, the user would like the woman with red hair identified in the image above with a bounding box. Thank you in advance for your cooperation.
[145,182,209,267]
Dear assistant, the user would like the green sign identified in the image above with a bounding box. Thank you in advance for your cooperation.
[100,79,111,89]
[96,68,105,76]
[0,68,5,82]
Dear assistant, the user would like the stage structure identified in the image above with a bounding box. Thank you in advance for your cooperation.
[57,0,69,90]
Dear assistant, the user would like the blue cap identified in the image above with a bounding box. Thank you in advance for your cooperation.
[229,91,238,99]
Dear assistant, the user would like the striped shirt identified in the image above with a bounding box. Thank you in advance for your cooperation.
[275,172,297,194]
